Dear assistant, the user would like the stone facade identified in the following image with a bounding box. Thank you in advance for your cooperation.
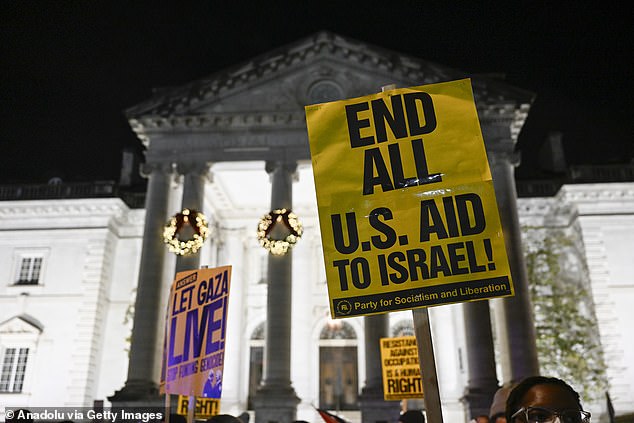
[1,182,633,421]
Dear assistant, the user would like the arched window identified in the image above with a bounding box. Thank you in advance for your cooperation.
[391,319,415,337]
[319,321,358,410]
[247,322,265,409]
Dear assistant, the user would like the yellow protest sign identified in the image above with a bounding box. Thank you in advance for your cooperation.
[177,395,220,420]
[380,336,424,400]
[163,266,232,397]
[305,79,513,318]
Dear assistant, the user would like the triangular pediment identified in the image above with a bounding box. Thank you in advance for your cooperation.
[126,31,533,121]
[0,314,44,335]
[124,32,536,222]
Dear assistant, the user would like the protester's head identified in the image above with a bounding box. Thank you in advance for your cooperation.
[490,384,514,422]
[205,414,243,423]
[398,409,425,423]
[505,376,589,423]
[236,412,250,423]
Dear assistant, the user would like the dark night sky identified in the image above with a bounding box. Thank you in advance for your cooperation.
[2,2,632,184]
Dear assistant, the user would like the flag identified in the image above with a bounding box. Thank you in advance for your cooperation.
[316,408,349,423]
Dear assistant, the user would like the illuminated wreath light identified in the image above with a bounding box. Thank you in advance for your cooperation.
[163,208,209,256]
[257,208,303,256]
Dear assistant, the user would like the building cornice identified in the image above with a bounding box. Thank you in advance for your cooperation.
[560,183,634,215]
[517,182,634,227]
[131,102,531,147]
[129,111,308,146]
[0,199,137,231]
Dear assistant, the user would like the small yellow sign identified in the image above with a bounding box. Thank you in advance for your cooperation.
[305,79,513,318]
[380,336,424,400]
[177,395,220,420]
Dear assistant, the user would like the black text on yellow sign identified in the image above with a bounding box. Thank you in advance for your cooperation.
[380,336,424,401]
[177,395,220,420]
[331,193,495,290]
[345,91,442,195]
[306,79,514,318]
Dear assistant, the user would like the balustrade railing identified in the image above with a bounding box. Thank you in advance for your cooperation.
[0,181,146,208]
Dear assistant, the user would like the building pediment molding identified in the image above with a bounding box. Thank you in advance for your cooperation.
[126,32,458,117]
[129,111,308,146]
[127,31,534,145]
[0,314,44,335]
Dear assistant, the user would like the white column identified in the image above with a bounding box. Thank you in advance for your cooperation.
[459,119,539,416]
[461,300,499,419]
[290,227,315,417]
[360,313,400,423]
[110,161,172,405]
[253,160,301,423]
[430,304,468,422]
[175,162,210,274]
[489,149,539,382]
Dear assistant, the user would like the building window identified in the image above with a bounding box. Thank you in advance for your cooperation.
[391,319,415,337]
[319,321,359,411]
[15,256,43,285]
[258,254,268,284]
[0,347,29,393]
[247,323,265,409]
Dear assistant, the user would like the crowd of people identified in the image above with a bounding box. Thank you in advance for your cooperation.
[199,375,590,422]
[397,375,590,423]
[5,376,590,423]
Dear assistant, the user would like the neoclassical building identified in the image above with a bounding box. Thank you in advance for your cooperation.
[1,32,632,423]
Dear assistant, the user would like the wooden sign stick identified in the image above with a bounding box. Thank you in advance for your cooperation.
[412,308,444,422]
[377,84,443,421]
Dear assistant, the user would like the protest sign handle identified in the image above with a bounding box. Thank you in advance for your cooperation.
[187,395,195,423]
[380,82,443,420]
[165,395,171,423]
[412,308,444,422]
[386,77,443,420]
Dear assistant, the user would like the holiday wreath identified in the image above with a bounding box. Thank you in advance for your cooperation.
[163,208,209,255]
[257,208,303,255]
